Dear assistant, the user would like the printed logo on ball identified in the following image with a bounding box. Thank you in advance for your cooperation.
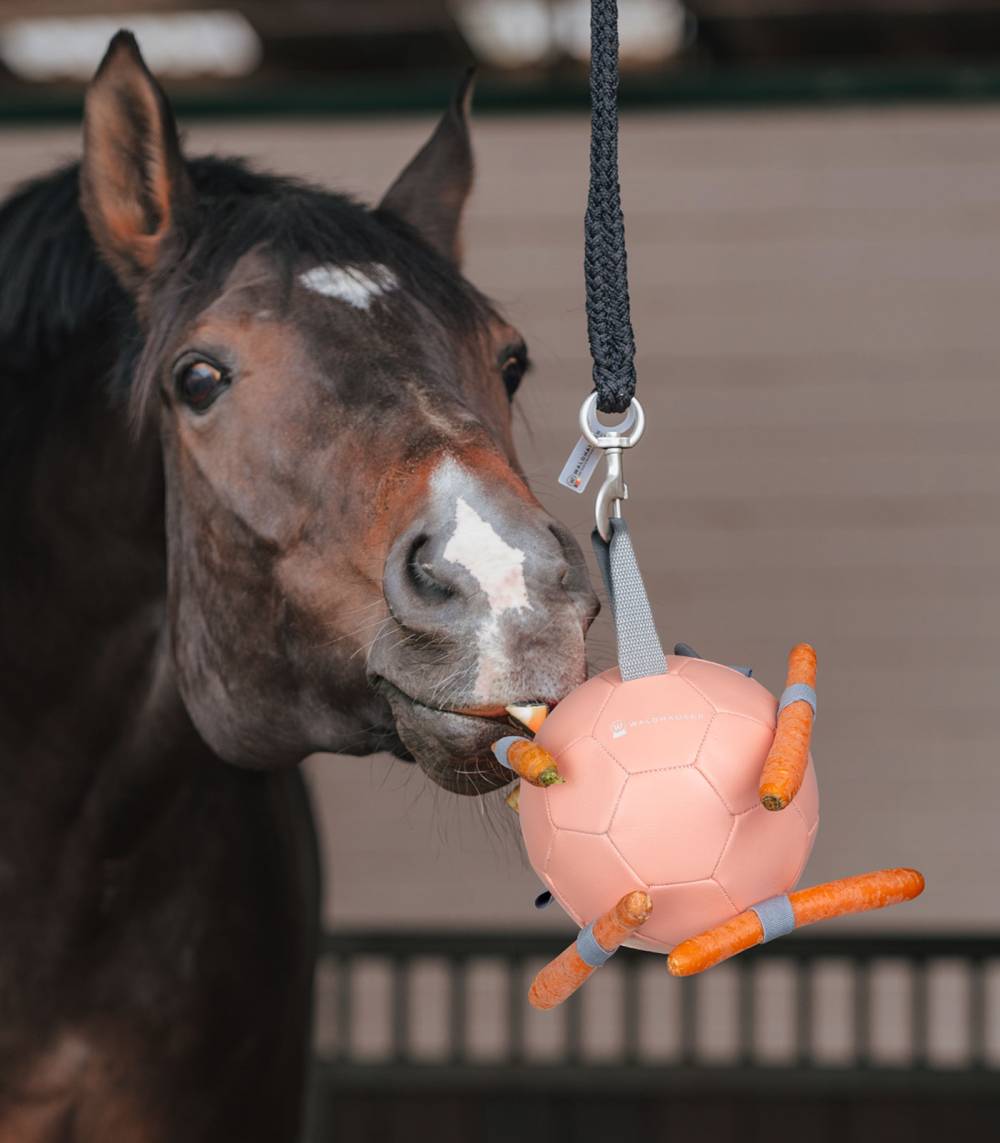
[608,712,707,739]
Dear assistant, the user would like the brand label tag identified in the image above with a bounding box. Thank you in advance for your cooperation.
[558,436,602,493]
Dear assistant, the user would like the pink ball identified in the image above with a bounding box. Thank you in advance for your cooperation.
[519,656,820,953]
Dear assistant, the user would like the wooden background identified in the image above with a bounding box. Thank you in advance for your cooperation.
[4,103,999,938]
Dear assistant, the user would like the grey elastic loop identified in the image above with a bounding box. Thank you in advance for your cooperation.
[676,643,751,677]
[750,894,796,943]
[778,683,817,717]
[576,920,615,967]
[492,736,522,772]
[674,642,702,658]
[591,519,667,681]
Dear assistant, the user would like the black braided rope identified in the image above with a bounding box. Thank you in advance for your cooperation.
[585,0,637,415]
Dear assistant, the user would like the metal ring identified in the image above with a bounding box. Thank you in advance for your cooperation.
[579,393,645,449]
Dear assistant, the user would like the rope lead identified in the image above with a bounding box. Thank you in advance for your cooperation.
[585,0,637,415]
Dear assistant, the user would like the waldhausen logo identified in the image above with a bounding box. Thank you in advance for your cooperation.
[609,712,706,739]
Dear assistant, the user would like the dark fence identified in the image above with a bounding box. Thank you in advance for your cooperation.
[305,930,1000,1141]
[311,929,1000,1086]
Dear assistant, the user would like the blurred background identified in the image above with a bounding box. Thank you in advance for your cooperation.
[3,1,1000,1140]
[3,0,1000,116]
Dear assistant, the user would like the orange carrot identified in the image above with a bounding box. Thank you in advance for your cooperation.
[506,703,550,734]
[494,737,563,788]
[505,783,521,813]
[667,911,763,978]
[791,867,924,927]
[667,867,924,977]
[529,891,652,1010]
[759,643,817,811]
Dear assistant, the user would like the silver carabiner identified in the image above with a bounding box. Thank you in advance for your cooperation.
[579,393,645,541]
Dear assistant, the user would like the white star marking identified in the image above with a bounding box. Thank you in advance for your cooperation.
[298,263,398,310]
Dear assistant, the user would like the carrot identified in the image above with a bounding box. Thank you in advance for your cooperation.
[667,911,763,978]
[506,703,550,734]
[505,783,521,813]
[667,867,924,976]
[759,643,817,811]
[791,867,924,927]
[492,736,563,787]
[529,891,652,1010]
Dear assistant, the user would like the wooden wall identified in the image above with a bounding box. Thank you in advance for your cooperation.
[4,104,999,940]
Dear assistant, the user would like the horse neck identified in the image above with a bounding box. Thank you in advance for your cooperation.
[0,377,202,844]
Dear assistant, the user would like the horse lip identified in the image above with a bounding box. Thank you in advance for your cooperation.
[446,703,508,720]
[372,679,547,794]
[373,679,521,724]
[377,684,504,722]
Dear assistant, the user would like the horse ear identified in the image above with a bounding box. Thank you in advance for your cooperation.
[80,31,193,292]
[379,70,475,266]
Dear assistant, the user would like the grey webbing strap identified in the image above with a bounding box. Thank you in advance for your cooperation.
[591,518,667,680]
[751,894,796,943]
[576,920,615,967]
[778,683,817,717]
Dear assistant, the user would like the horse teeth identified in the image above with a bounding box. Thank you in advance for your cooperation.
[505,703,549,733]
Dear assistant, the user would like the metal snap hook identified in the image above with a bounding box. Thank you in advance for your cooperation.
[578,395,645,541]
[579,393,644,450]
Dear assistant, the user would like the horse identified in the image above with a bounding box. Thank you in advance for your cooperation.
[0,32,598,1142]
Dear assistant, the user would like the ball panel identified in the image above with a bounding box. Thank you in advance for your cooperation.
[517,780,554,882]
[544,830,645,928]
[610,768,734,884]
[545,737,628,834]
[539,870,575,924]
[787,817,818,890]
[535,672,617,758]
[681,658,778,727]
[697,713,775,814]
[592,674,714,774]
[638,879,738,952]
[791,758,820,832]
[714,803,812,911]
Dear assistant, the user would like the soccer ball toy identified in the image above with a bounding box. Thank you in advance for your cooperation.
[494,644,924,1010]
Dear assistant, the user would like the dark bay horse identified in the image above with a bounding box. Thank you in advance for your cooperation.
[0,33,597,1141]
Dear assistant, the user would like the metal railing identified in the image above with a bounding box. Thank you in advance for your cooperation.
[312,929,1000,1093]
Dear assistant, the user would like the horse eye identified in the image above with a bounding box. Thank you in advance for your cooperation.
[176,360,228,412]
[500,354,526,399]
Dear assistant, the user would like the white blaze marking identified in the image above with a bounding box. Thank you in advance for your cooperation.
[298,263,398,309]
[444,498,530,614]
[441,493,533,699]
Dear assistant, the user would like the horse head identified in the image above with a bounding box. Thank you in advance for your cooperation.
[79,33,599,793]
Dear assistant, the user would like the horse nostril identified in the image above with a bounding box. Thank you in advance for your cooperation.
[549,523,583,586]
[406,535,456,602]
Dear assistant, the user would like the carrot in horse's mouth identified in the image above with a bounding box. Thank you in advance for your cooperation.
[448,701,551,727]
[505,703,550,733]
[378,678,554,729]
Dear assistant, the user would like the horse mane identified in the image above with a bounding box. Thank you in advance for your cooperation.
[0,162,125,376]
[0,155,492,450]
